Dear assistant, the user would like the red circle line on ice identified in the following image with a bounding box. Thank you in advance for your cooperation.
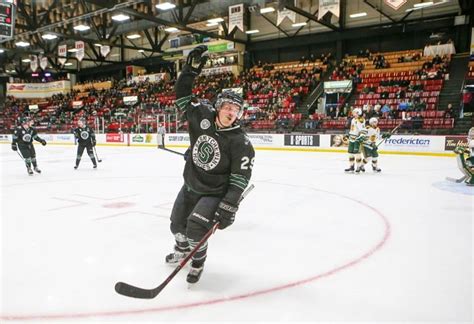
[1,182,391,321]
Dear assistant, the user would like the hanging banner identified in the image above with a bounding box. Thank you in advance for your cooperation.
[384,0,407,10]
[58,44,67,65]
[318,0,340,20]
[29,55,38,72]
[75,41,85,62]
[228,3,244,32]
[100,45,110,57]
[39,56,48,70]
[277,8,296,26]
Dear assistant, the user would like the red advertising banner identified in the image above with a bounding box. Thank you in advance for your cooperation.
[106,133,124,143]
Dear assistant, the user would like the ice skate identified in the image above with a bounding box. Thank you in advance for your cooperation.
[33,167,41,173]
[372,166,382,173]
[27,167,33,175]
[187,264,204,286]
[165,247,190,264]
[344,165,355,172]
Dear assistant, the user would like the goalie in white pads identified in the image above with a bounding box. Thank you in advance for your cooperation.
[453,127,474,186]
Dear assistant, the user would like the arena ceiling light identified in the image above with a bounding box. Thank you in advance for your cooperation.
[0,49,4,53]
[74,24,90,31]
[206,22,219,27]
[413,1,434,8]
[291,22,307,27]
[350,12,367,18]
[111,14,130,22]
[207,17,224,24]
[15,41,30,47]
[41,34,57,40]
[68,48,78,52]
[164,27,179,33]
[406,0,448,11]
[138,49,145,53]
[64,62,73,66]
[155,2,175,10]
[245,29,260,34]
[94,43,102,47]
[22,58,31,63]
[260,7,275,14]
[126,34,141,39]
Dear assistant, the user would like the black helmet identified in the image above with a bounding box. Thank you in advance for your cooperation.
[215,90,244,119]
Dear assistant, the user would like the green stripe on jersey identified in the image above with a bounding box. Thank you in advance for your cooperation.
[229,174,248,190]
[176,95,192,110]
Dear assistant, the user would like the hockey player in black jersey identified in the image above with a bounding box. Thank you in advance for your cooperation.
[73,118,97,169]
[11,117,47,175]
[166,45,255,284]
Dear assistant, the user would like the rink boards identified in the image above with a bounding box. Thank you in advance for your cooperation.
[0,133,467,156]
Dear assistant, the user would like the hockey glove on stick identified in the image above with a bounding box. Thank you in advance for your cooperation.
[11,143,17,151]
[41,139,47,146]
[214,200,238,230]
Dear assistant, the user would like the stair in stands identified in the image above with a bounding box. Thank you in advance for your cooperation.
[298,63,336,117]
[437,52,470,113]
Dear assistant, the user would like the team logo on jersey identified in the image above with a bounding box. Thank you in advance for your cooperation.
[192,135,221,170]
[200,119,211,130]
[80,130,89,140]
[22,134,32,142]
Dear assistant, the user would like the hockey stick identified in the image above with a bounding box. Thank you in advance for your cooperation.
[159,147,185,157]
[115,183,255,299]
[376,121,404,148]
[93,146,102,162]
[446,176,467,183]
[16,149,25,161]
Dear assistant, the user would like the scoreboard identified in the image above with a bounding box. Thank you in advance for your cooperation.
[0,1,15,40]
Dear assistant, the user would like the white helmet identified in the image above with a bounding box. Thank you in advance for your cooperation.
[369,117,378,126]
[468,127,474,141]
[352,108,362,117]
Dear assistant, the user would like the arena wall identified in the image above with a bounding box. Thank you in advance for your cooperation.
[2,133,467,157]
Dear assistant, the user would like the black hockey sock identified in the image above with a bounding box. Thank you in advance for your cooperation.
[188,238,207,266]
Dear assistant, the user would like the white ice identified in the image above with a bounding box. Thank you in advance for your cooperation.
[0,143,472,323]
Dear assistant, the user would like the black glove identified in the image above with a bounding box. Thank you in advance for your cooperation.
[41,139,47,146]
[214,200,238,230]
[92,139,96,147]
[382,132,391,139]
[11,143,17,151]
[184,45,208,75]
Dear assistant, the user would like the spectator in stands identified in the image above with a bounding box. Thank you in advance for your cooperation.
[398,99,409,112]
[412,112,424,130]
[389,106,399,119]
[444,103,454,118]
[381,103,391,118]
[396,88,406,99]
[415,99,427,111]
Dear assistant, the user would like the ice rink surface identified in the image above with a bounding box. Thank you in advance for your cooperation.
[0,144,472,323]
